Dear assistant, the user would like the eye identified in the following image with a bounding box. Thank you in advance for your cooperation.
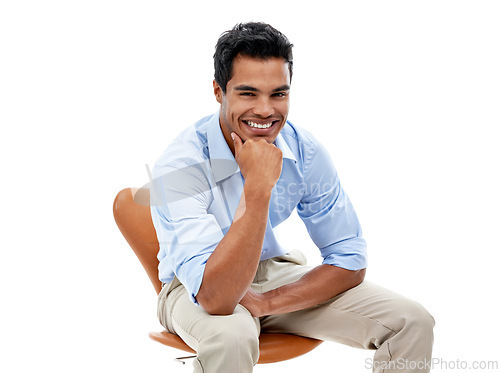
[240,92,255,96]
[272,92,288,98]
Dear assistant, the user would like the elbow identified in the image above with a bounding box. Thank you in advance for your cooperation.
[205,304,236,316]
[354,267,366,286]
[196,290,237,316]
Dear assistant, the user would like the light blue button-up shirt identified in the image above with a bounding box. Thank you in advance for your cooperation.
[150,111,367,304]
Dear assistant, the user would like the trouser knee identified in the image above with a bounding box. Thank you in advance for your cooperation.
[197,312,260,368]
[404,302,435,333]
[392,299,435,347]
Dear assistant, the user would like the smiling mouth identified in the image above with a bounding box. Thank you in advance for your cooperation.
[243,120,279,129]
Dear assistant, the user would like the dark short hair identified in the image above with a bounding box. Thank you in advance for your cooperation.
[214,22,294,93]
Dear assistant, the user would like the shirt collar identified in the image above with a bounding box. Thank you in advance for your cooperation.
[274,131,297,164]
[206,111,239,182]
[207,110,297,182]
[207,110,236,162]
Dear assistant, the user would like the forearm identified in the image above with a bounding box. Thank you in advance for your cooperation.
[196,182,271,315]
[246,264,366,317]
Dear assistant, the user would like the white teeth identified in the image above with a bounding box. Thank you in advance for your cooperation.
[246,121,273,129]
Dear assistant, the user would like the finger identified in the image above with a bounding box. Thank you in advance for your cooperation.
[231,132,243,155]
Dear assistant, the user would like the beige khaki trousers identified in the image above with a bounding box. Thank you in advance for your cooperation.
[157,251,435,373]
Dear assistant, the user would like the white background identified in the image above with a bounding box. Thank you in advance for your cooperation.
[1,1,499,372]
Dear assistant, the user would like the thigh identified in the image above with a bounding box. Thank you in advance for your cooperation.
[260,281,427,350]
[163,284,261,352]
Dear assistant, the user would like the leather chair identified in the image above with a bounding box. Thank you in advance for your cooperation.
[113,187,323,364]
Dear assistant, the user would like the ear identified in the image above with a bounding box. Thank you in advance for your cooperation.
[213,79,223,104]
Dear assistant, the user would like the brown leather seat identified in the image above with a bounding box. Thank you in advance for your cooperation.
[113,187,323,364]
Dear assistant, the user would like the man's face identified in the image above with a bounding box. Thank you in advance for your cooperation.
[214,55,291,155]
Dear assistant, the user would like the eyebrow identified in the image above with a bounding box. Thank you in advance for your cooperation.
[234,84,291,93]
[273,84,291,92]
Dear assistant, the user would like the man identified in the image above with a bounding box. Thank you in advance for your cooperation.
[151,22,434,372]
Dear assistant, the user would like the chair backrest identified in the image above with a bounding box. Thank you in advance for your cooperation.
[113,188,163,294]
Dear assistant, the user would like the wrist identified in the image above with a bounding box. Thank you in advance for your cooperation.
[259,291,273,317]
[244,180,273,200]
[248,292,271,318]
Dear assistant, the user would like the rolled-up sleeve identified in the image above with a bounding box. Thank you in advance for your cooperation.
[150,161,223,303]
[297,140,367,270]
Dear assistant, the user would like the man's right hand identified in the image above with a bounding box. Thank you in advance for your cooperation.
[231,132,283,191]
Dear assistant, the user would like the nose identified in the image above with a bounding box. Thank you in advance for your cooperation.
[253,96,274,118]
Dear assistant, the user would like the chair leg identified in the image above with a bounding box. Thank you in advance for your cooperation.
[174,355,197,365]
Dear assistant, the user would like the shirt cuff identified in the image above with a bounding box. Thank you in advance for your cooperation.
[321,238,367,270]
[176,252,211,305]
